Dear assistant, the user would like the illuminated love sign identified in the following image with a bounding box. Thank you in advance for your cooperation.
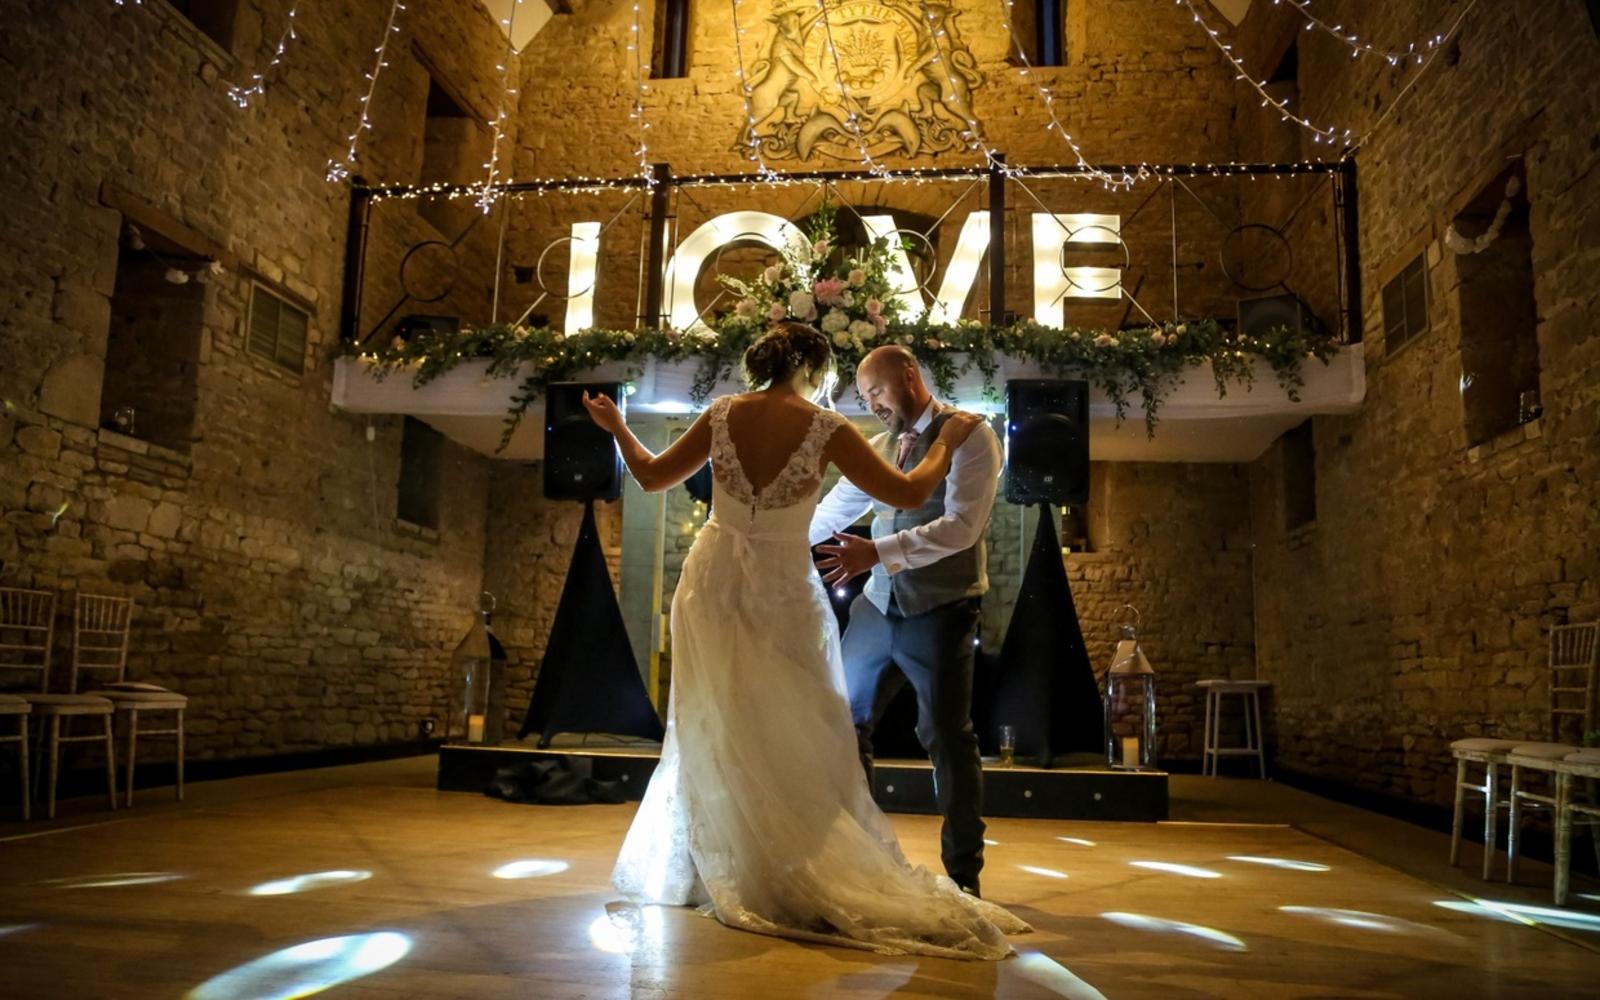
[557,211,1123,333]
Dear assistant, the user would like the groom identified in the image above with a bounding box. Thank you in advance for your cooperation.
[811,345,1002,897]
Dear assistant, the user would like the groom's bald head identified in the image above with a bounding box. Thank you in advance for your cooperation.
[857,346,931,433]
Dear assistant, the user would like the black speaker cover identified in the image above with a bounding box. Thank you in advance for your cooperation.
[544,382,624,502]
[519,500,665,746]
[984,506,1104,767]
[1004,379,1089,506]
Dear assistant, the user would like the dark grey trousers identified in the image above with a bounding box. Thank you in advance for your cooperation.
[842,593,985,887]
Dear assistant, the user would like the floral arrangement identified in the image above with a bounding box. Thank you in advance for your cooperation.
[715,201,905,359]
[345,202,1340,450]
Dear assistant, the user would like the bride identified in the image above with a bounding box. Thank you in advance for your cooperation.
[580,322,1030,960]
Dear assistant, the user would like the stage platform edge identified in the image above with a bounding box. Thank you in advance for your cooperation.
[439,740,1168,822]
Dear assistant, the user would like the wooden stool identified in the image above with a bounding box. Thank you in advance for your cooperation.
[1198,679,1269,778]
[0,694,28,820]
[22,694,117,819]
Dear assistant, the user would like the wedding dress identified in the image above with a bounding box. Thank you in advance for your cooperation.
[612,396,1031,960]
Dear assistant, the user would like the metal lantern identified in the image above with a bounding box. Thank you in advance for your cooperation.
[453,591,507,745]
[1104,604,1157,770]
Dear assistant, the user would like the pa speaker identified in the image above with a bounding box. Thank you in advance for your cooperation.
[1237,293,1323,340]
[543,382,623,502]
[1004,379,1089,506]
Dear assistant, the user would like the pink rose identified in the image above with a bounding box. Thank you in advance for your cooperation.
[813,238,830,256]
[871,313,887,334]
[865,297,883,316]
[767,303,787,322]
[812,278,846,307]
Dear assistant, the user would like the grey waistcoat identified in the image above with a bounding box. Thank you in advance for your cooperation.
[863,411,987,617]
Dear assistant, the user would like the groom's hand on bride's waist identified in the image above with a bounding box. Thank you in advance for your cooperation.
[816,532,880,585]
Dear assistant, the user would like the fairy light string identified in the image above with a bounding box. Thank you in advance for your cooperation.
[327,0,407,183]
[476,0,524,212]
[226,4,301,108]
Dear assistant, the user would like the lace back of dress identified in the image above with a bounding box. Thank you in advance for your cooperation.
[709,397,839,512]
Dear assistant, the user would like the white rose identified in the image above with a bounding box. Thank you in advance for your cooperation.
[789,291,815,316]
[849,320,876,340]
[821,309,851,333]
[839,290,855,308]
[763,265,783,284]
[832,330,851,347]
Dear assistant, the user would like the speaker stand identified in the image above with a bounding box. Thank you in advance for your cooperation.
[985,504,1104,768]
[519,499,665,746]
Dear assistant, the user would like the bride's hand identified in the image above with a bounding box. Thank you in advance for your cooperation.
[936,410,984,450]
[582,391,626,435]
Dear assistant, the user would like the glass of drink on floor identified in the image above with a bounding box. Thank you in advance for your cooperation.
[998,725,1016,768]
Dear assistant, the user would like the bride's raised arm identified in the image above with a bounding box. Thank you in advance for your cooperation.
[824,411,984,510]
[581,390,712,493]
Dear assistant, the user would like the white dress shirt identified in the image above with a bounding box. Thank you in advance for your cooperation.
[809,400,1002,581]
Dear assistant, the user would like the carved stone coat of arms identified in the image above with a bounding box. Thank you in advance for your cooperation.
[736,1,986,163]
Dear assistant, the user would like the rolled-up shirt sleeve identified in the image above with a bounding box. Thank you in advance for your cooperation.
[874,422,1001,575]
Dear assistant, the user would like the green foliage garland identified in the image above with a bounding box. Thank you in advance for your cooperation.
[346,203,1339,449]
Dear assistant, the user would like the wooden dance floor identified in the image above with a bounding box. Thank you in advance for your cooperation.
[2,770,1599,998]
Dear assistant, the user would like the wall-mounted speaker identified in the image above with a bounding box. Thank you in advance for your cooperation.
[1004,379,1089,506]
[543,382,623,502]
[394,314,460,339]
[1237,292,1323,340]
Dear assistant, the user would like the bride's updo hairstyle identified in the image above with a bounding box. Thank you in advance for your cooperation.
[741,321,834,390]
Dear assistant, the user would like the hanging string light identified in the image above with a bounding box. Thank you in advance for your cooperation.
[1176,0,1353,149]
[1178,0,1481,155]
[1271,0,1453,67]
[327,0,407,183]
[915,0,1005,172]
[112,0,303,108]
[476,0,524,212]
[627,1,655,185]
[728,0,783,183]
[812,0,890,178]
[225,4,301,108]
[996,0,1149,190]
[1347,0,1482,155]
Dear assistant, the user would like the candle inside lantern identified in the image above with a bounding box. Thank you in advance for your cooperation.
[467,714,485,743]
[1121,736,1139,769]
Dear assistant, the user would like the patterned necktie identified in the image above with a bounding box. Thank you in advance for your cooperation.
[895,431,919,468]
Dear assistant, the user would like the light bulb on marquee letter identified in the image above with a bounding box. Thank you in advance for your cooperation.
[663,212,809,335]
[564,221,601,333]
[1032,213,1123,328]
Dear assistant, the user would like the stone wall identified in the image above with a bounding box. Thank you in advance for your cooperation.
[1233,0,1600,806]
[501,0,1247,336]
[0,0,519,760]
[1066,462,1256,763]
